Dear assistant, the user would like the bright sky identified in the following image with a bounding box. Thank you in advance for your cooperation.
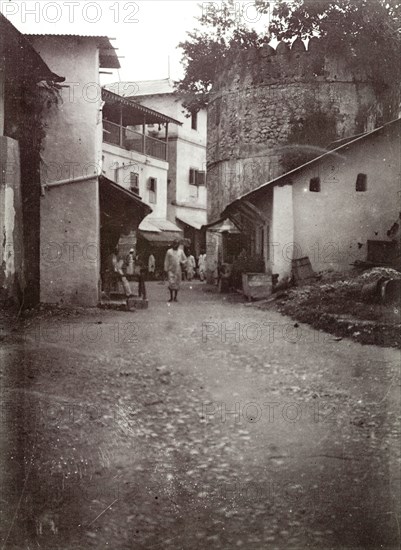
[0,0,271,84]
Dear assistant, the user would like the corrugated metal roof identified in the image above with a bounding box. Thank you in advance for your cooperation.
[105,78,175,98]
[175,207,207,230]
[102,88,181,125]
[223,117,401,214]
[25,34,120,69]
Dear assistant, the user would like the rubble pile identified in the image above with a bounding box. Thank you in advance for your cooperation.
[259,268,401,348]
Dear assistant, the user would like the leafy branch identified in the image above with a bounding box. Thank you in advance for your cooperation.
[176,0,401,112]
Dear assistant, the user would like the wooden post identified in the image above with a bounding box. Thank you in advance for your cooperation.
[165,122,169,161]
[119,104,123,146]
[142,116,146,154]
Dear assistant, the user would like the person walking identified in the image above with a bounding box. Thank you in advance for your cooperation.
[164,239,187,302]
[186,251,196,281]
[198,250,207,282]
[135,252,147,300]
[148,253,156,280]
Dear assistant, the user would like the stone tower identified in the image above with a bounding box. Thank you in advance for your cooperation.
[207,38,399,221]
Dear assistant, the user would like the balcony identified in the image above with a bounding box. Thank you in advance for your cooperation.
[103,120,167,161]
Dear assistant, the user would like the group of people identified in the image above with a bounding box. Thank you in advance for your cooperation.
[164,241,206,302]
[104,242,207,303]
[104,247,150,299]
[181,250,206,282]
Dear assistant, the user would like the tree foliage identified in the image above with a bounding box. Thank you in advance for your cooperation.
[177,0,401,112]
[176,1,269,111]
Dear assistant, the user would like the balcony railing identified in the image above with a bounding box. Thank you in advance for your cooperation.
[103,120,167,161]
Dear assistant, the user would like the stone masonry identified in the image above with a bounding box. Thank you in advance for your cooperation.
[207,38,399,221]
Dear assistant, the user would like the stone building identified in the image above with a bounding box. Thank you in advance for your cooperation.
[0,14,64,306]
[207,38,399,223]
[26,34,151,306]
[220,118,401,284]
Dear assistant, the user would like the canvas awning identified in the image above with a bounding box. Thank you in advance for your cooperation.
[138,218,183,247]
[175,207,207,230]
[139,218,183,232]
[140,231,185,246]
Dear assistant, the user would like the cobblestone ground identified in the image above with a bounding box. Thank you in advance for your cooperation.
[0,281,400,549]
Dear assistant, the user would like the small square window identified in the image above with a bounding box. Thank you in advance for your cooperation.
[309,177,320,192]
[189,168,206,186]
[356,173,367,192]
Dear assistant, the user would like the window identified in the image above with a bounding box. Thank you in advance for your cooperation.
[356,173,367,192]
[196,171,206,186]
[191,111,198,130]
[309,177,321,192]
[130,172,139,195]
[189,168,195,185]
[189,168,206,186]
[147,177,157,203]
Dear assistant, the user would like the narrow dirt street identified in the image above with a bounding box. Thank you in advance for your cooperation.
[1,281,400,549]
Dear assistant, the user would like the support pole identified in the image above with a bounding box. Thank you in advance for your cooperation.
[119,104,123,147]
[165,123,169,161]
[142,116,146,155]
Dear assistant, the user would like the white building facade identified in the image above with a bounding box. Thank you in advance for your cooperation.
[105,78,207,256]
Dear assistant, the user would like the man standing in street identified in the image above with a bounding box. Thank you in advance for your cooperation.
[164,239,187,302]
[186,251,196,281]
[148,253,156,280]
[198,250,207,282]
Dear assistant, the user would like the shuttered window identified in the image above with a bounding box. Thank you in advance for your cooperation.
[356,173,367,192]
[147,177,157,203]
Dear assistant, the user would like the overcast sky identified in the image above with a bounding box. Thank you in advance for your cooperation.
[1,1,271,85]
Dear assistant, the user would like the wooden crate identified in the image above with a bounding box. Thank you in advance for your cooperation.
[242,273,272,300]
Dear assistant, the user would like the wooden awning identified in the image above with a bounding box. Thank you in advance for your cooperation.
[102,88,182,126]
[99,176,151,234]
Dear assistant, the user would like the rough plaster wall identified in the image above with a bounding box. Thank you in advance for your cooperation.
[271,184,294,281]
[291,125,401,272]
[207,41,399,221]
[30,37,101,182]
[249,187,273,268]
[133,94,207,219]
[102,143,168,219]
[30,37,102,306]
[175,138,207,207]
[0,136,24,303]
[40,179,99,306]
[4,187,15,278]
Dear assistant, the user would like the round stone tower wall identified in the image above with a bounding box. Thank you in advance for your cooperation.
[207,38,399,221]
